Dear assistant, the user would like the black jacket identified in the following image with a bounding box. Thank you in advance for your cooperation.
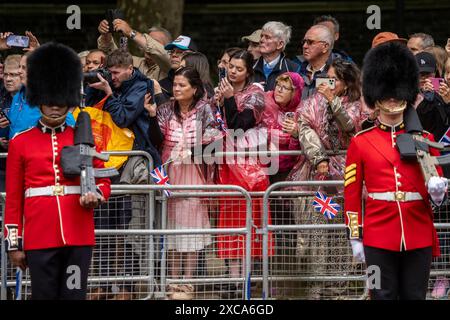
[252,52,300,92]
[159,69,175,99]
[416,92,450,142]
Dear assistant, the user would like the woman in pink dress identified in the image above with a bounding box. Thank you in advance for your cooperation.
[146,67,222,299]
[214,50,274,295]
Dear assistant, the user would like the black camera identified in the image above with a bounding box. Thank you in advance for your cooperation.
[105,9,125,33]
[83,68,112,85]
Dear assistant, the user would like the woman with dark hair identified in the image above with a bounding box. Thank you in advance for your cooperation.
[180,52,215,98]
[145,67,222,300]
[214,50,274,297]
[288,58,364,183]
[286,58,366,299]
[217,47,242,71]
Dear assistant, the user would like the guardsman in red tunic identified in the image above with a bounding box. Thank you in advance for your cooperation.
[3,43,111,300]
[344,42,447,300]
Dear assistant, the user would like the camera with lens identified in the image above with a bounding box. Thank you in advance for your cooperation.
[83,68,112,85]
[105,9,125,33]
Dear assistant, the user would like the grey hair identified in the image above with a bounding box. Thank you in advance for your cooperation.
[409,32,435,50]
[262,21,292,50]
[4,54,22,69]
[148,26,173,43]
[77,50,90,59]
[310,24,334,50]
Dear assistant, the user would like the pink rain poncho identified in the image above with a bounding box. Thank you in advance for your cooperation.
[261,72,305,174]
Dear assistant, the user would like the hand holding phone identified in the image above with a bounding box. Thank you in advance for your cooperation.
[105,9,125,33]
[282,112,297,134]
[0,110,10,128]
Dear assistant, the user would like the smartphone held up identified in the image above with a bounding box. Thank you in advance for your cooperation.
[6,35,29,48]
[284,112,295,121]
[430,77,444,91]
[315,77,336,89]
[218,68,227,82]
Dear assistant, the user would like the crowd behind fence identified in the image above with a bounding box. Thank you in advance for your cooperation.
[1,150,450,300]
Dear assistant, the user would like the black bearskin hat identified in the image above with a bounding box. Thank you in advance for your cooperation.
[362,42,419,109]
[26,42,82,108]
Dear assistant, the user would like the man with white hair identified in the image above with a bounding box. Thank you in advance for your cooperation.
[298,24,337,99]
[253,21,300,91]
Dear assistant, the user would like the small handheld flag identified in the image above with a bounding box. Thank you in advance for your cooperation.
[215,109,227,132]
[439,127,450,155]
[439,127,450,145]
[312,191,340,220]
[150,165,171,197]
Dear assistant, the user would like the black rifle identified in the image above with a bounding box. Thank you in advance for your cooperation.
[396,106,450,184]
[61,111,118,197]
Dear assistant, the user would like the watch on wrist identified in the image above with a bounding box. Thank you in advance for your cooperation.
[130,30,137,39]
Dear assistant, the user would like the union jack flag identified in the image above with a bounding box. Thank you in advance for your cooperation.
[215,109,227,132]
[439,127,450,155]
[150,165,171,197]
[312,191,340,220]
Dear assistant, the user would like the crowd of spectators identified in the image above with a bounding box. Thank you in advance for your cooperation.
[1,13,450,300]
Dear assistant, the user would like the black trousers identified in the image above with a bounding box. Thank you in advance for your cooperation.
[26,246,92,300]
[364,246,432,300]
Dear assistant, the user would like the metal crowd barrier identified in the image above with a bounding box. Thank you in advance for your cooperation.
[262,181,450,300]
[0,184,253,300]
[0,150,155,300]
[113,184,253,300]
[3,148,450,300]
[261,181,366,300]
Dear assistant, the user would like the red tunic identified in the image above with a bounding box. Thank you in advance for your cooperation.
[344,123,441,256]
[4,123,111,251]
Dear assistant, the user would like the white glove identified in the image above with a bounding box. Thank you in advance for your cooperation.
[428,176,448,206]
[350,239,365,263]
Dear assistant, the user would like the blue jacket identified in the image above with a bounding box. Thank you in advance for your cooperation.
[85,68,161,167]
[7,86,75,139]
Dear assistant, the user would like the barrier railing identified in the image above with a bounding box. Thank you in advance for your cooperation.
[261,181,366,300]
[262,181,450,300]
[3,149,450,300]
[0,184,253,300]
[0,150,155,300]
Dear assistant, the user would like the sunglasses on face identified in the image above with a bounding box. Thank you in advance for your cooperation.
[302,39,327,46]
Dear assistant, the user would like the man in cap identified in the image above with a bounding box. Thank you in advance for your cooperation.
[344,42,447,299]
[241,29,261,61]
[371,31,407,48]
[3,42,111,300]
[158,35,198,97]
